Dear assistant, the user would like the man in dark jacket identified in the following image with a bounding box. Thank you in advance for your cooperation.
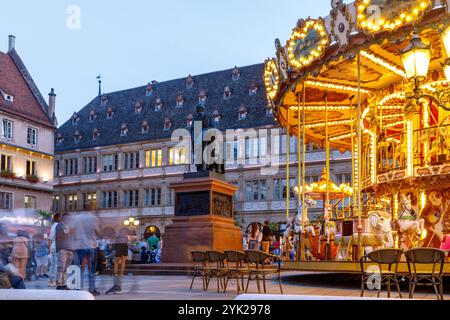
[261,221,273,254]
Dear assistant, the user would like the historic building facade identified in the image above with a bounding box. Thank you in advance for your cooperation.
[54,64,352,237]
[0,36,56,224]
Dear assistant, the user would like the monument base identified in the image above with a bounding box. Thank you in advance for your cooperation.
[161,174,243,263]
[162,215,243,263]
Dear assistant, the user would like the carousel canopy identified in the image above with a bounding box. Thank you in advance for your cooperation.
[265,0,450,152]
[295,168,353,200]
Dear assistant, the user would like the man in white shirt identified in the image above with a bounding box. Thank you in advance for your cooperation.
[47,213,62,287]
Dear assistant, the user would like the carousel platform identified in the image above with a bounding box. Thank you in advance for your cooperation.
[283,261,450,275]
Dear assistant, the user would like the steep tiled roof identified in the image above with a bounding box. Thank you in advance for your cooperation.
[0,49,54,127]
[56,63,275,152]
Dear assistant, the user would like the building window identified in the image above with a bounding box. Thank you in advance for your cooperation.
[135,102,143,114]
[120,126,128,137]
[52,195,60,212]
[145,188,161,207]
[155,99,163,111]
[307,142,321,152]
[245,180,267,201]
[64,194,78,211]
[306,175,320,184]
[169,147,187,165]
[102,191,118,209]
[249,87,258,96]
[142,122,149,134]
[232,67,240,81]
[266,108,273,116]
[163,119,172,131]
[27,127,38,147]
[71,115,79,125]
[56,135,64,144]
[274,178,296,200]
[245,136,267,163]
[223,87,232,100]
[83,192,97,210]
[145,149,162,168]
[0,154,12,172]
[122,190,139,208]
[74,132,82,143]
[26,160,37,177]
[102,154,118,172]
[2,119,13,141]
[167,187,173,206]
[176,96,185,108]
[89,112,97,122]
[92,129,100,141]
[0,192,13,210]
[281,134,297,155]
[186,75,194,89]
[83,156,97,174]
[123,152,140,170]
[107,108,114,119]
[146,84,154,97]
[24,196,36,209]
[64,158,78,176]
[335,173,352,185]
[225,140,239,162]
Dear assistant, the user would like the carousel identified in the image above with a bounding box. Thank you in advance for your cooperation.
[266,0,450,273]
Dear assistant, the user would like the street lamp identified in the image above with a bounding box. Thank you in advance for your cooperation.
[401,32,431,80]
[123,217,140,230]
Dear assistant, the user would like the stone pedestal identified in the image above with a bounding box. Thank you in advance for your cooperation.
[162,172,243,263]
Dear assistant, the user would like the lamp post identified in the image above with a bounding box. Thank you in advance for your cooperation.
[123,217,140,233]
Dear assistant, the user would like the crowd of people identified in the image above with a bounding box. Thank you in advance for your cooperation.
[0,213,162,294]
[243,220,297,261]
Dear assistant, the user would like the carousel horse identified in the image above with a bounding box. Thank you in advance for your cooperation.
[368,211,394,249]
[283,197,317,238]
[397,195,425,238]
[394,135,407,169]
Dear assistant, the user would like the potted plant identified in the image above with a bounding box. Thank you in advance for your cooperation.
[26,174,40,183]
[0,170,16,179]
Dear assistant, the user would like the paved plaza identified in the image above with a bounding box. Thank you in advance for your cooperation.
[23,272,449,300]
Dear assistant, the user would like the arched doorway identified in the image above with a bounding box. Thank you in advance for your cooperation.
[144,225,161,240]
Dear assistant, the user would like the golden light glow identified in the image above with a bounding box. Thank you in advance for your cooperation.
[420,191,427,212]
[264,59,280,100]
[361,50,406,77]
[442,26,450,56]
[287,19,328,70]
[288,105,352,111]
[406,120,414,177]
[401,46,431,79]
[370,131,376,184]
[329,132,356,142]
[357,0,431,34]
[379,92,405,107]
[305,80,370,94]
[384,120,405,128]
[305,119,353,129]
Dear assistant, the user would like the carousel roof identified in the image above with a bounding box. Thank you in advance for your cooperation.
[266,0,450,152]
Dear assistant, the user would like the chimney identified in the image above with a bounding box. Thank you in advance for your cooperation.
[8,35,16,52]
[48,88,56,120]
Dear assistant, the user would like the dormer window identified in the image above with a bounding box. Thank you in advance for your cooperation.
[74,131,82,143]
[186,75,195,89]
[92,128,100,141]
[120,123,128,137]
[176,95,185,108]
[146,83,154,97]
[198,90,207,105]
[142,120,149,134]
[135,101,143,114]
[155,98,163,111]
[238,105,248,121]
[89,110,97,122]
[0,90,14,103]
[56,133,64,144]
[186,114,194,128]
[223,87,232,100]
[71,113,80,125]
[106,107,115,119]
[232,66,240,81]
[249,82,258,96]
[163,118,172,131]
[212,110,221,125]
[101,95,109,107]
[266,106,273,116]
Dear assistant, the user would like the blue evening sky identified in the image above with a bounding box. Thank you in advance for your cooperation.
[0,1,333,125]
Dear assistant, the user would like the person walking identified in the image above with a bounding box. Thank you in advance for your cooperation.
[34,234,49,279]
[55,214,74,290]
[48,213,61,287]
[247,223,262,250]
[105,228,129,294]
[11,230,29,280]
[73,212,100,296]
[261,221,273,254]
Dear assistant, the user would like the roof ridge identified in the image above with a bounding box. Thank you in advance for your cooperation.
[7,49,54,127]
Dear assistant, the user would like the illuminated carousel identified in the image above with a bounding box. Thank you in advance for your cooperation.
[265,0,450,272]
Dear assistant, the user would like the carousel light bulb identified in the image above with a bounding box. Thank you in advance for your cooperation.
[401,33,430,79]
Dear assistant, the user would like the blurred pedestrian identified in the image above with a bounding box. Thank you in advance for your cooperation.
[11,230,29,280]
[55,214,74,290]
[48,213,62,287]
[261,221,273,254]
[105,228,128,294]
[73,212,100,296]
[34,234,49,279]
[147,233,160,250]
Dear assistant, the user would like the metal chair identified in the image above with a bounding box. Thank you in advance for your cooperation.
[205,251,226,292]
[360,249,403,298]
[223,250,249,293]
[189,251,208,291]
[405,248,446,300]
[245,250,283,294]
